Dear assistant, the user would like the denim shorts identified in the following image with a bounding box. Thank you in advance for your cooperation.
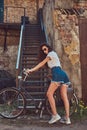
[51,67,69,83]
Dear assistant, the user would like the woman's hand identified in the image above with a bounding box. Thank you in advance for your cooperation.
[26,69,32,74]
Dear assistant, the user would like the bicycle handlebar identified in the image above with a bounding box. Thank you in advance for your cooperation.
[18,68,30,81]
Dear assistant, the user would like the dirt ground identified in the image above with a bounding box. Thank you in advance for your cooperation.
[0,115,87,130]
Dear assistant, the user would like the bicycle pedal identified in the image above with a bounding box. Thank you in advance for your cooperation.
[40,111,43,118]
[35,109,39,113]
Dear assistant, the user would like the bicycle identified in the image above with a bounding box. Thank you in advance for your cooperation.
[0,69,78,119]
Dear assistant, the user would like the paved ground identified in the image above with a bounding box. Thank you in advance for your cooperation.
[0,115,87,130]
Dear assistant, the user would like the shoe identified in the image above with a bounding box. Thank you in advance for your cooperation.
[48,114,61,124]
[60,117,71,125]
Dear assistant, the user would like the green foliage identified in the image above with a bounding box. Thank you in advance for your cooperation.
[73,100,87,120]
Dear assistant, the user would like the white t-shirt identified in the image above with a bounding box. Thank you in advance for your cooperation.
[47,51,61,68]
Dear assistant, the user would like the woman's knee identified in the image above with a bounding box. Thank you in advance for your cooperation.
[61,93,67,101]
[46,90,53,98]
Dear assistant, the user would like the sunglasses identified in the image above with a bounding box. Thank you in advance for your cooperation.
[42,48,47,52]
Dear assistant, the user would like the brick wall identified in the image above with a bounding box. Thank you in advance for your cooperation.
[4,0,44,23]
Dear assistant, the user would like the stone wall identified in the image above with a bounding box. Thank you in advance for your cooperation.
[0,29,19,46]
[4,0,44,23]
[4,0,37,23]
[0,28,19,76]
[42,0,87,98]
[0,46,18,76]
[54,10,81,97]
[55,0,74,8]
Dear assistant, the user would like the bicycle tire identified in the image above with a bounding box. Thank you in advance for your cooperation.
[69,93,78,116]
[0,87,25,119]
[46,93,78,116]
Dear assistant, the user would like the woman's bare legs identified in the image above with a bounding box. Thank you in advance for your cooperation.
[60,84,69,118]
[46,82,60,115]
[46,82,61,124]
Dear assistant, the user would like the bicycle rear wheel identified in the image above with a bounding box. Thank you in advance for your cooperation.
[69,93,78,116]
[0,87,25,119]
[46,94,78,116]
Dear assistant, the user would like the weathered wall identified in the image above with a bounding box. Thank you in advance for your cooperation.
[55,0,74,8]
[43,0,87,98]
[54,10,81,97]
[0,29,19,76]
[4,0,37,23]
[0,0,44,76]
[4,0,44,23]
[0,46,18,76]
[0,29,19,46]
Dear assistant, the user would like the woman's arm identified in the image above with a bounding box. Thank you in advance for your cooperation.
[26,56,50,73]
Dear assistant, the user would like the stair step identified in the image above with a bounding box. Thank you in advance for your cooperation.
[23,52,38,54]
[23,52,38,55]
[22,63,38,67]
[24,39,40,42]
[24,44,39,46]
[23,46,39,50]
[24,92,46,95]
[24,41,40,44]
[24,30,40,34]
[22,57,38,60]
[24,35,40,38]
[18,106,36,109]
[25,24,40,28]
[22,72,48,78]
[23,85,48,89]
[24,36,40,40]
[21,88,47,93]
[19,98,45,101]
[23,80,48,86]
[22,60,38,63]
[23,80,48,83]
[23,50,38,54]
[22,68,47,73]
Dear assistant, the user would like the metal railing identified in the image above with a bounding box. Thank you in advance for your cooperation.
[16,24,24,86]
[16,25,24,69]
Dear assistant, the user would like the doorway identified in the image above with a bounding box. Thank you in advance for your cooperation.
[0,0,4,22]
[79,18,87,104]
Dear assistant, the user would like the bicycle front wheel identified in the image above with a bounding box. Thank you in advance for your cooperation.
[0,87,25,119]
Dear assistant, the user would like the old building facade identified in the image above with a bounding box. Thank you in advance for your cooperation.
[0,0,87,99]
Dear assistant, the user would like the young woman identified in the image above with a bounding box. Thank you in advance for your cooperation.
[26,43,71,124]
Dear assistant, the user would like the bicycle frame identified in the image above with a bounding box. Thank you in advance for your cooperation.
[17,72,47,118]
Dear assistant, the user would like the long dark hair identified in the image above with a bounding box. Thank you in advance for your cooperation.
[38,43,53,62]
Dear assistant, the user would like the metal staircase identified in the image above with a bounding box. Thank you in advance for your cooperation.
[22,23,48,99]
[16,9,49,110]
